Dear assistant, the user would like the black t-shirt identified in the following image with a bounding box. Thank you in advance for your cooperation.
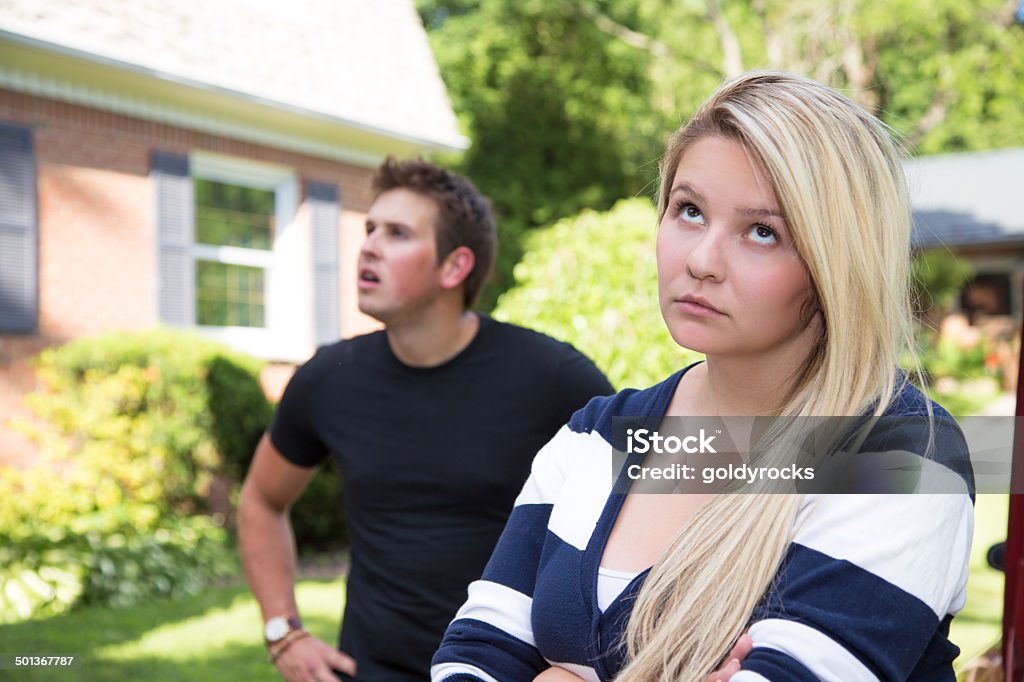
[270,316,614,681]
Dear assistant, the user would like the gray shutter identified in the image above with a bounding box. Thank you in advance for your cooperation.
[152,151,194,326]
[0,122,37,333]
[309,181,340,345]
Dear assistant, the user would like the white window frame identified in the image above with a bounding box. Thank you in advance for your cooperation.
[189,152,310,361]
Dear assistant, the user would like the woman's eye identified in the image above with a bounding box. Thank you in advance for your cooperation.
[680,203,705,225]
[748,224,778,245]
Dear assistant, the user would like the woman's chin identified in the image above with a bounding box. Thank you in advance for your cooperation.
[666,327,721,356]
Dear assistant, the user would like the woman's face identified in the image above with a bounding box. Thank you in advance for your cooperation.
[657,135,818,361]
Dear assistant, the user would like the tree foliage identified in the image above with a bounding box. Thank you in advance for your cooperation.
[419,0,665,306]
[420,0,1023,305]
[913,249,975,317]
[494,199,701,389]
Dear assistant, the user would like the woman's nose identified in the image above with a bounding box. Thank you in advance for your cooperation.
[685,229,726,282]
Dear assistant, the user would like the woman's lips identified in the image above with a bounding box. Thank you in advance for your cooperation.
[676,296,726,317]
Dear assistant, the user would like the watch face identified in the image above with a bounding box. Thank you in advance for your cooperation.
[265,616,290,641]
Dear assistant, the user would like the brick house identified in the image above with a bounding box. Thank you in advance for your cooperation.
[0,0,466,464]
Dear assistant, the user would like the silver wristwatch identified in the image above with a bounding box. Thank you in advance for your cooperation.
[264,615,303,645]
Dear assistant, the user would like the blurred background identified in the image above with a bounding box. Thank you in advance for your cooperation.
[0,0,1021,679]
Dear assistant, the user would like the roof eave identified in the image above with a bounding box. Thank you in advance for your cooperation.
[0,29,469,163]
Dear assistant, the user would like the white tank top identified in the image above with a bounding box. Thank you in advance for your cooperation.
[597,566,640,612]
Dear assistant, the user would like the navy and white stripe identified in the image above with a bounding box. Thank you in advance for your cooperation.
[432,369,974,681]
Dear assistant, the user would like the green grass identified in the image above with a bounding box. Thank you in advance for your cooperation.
[0,577,346,681]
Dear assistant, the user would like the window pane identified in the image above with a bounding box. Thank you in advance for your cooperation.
[196,260,266,327]
[195,178,275,249]
[962,273,1011,322]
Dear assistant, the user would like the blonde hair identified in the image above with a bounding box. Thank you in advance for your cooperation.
[616,71,921,681]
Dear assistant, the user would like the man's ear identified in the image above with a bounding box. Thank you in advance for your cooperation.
[439,246,476,291]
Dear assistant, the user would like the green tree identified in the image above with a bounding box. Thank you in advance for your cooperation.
[594,0,1024,153]
[421,0,1024,305]
[420,0,665,307]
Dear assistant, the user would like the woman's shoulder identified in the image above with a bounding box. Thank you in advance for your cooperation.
[885,377,954,420]
[866,376,973,495]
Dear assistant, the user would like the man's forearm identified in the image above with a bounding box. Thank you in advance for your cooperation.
[238,486,302,622]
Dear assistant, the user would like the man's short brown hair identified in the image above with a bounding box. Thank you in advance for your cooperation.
[372,157,497,309]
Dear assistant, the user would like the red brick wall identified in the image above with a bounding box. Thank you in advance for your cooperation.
[0,88,382,466]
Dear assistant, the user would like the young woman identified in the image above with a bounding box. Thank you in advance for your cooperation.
[431,71,973,682]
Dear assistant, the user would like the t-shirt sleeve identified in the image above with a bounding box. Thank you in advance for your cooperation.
[733,491,973,681]
[549,345,615,425]
[269,352,329,468]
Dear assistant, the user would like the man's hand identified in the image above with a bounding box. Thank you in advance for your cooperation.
[703,633,754,682]
[272,634,356,682]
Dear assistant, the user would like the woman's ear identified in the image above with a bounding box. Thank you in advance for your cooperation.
[440,246,476,291]
[800,281,823,327]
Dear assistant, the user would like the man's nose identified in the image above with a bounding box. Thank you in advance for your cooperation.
[360,230,381,259]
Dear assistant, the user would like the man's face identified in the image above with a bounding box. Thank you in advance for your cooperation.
[357,188,445,325]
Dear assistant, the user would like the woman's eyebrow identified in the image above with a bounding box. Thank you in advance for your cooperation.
[670,182,707,204]
[737,206,786,221]
[673,182,786,222]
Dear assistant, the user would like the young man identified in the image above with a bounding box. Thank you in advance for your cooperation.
[238,158,613,682]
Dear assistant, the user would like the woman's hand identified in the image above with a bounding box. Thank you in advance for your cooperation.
[534,666,587,681]
[533,633,753,682]
[702,633,754,682]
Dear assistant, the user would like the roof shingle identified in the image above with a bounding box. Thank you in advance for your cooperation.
[0,0,465,148]
[906,147,1024,248]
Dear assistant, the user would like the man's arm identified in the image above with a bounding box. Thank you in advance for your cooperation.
[238,433,356,681]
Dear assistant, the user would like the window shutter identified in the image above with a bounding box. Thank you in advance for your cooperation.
[152,151,194,327]
[0,122,37,333]
[308,181,340,346]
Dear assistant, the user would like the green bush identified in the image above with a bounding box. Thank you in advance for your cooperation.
[912,250,974,317]
[909,322,999,388]
[0,328,268,622]
[0,458,237,622]
[920,335,993,381]
[23,329,272,510]
[494,199,701,389]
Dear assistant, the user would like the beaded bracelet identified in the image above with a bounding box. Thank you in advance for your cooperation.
[268,628,310,664]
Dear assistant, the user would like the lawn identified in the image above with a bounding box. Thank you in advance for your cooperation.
[0,492,1008,681]
[0,577,346,681]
